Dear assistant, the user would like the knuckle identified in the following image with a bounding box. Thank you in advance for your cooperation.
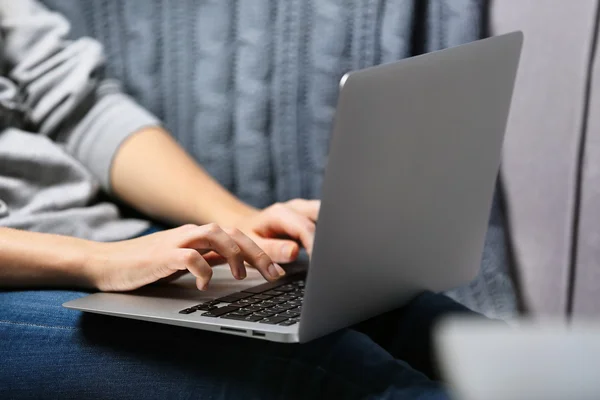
[271,202,285,212]
[229,227,242,236]
[268,203,288,217]
[230,244,242,258]
[179,249,198,264]
[287,198,302,207]
[255,250,271,266]
[205,222,222,235]
[223,227,242,237]
[203,265,214,279]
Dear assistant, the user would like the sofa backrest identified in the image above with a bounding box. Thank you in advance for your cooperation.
[492,0,600,316]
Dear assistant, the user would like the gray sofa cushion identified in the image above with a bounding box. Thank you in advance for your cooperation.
[492,0,599,315]
[573,12,600,316]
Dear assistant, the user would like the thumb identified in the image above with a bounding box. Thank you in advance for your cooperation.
[258,238,300,263]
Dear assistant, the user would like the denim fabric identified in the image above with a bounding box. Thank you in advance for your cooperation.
[0,290,475,399]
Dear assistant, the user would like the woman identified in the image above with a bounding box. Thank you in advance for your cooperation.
[0,1,476,398]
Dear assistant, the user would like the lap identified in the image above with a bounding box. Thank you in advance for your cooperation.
[0,289,459,400]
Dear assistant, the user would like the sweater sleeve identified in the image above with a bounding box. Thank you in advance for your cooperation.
[0,0,160,191]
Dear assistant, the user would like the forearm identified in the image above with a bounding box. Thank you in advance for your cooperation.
[0,228,97,289]
[110,126,257,226]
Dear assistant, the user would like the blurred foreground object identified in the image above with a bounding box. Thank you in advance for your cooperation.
[436,317,600,400]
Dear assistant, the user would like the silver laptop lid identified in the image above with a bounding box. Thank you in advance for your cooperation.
[299,32,523,342]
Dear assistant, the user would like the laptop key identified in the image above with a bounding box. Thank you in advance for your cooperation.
[244,315,265,322]
[259,316,289,325]
[178,308,196,314]
[276,286,294,293]
[215,292,253,303]
[264,291,283,297]
[249,294,273,301]
[279,311,300,318]
[243,305,266,313]
[277,295,295,302]
[222,314,264,322]
[231,309,255,316]
[279,320,298,326]
[220,314,264,323]
[201,305,241,317]
[268,304,291,312]
[239,298,263,304]
[262,298,286,306]
[194,304,217,311]
[256,300,275,308]
[252,311,276,318]
[266,310,286,316]
[230,298,262,307]
[265,290,287,296]
[241,280,286,294]
[215,296,241,303]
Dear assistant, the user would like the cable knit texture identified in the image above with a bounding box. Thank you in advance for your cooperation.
[40,0,516,319]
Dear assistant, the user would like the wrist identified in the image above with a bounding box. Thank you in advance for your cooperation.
[195,200,258,227]
[79,241,110,290]
[220,203,258,226]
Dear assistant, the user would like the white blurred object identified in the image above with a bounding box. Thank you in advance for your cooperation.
[435,317,600,400]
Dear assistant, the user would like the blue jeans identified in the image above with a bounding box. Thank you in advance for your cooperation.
[0,288,475,399]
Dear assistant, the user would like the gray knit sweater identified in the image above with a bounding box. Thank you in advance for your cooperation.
[0,0,155,240]
[1,0,518,319]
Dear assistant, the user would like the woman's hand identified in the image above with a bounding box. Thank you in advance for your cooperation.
[233,199,320,263]
[85,224,286,292]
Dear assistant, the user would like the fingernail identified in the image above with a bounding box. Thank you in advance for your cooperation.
[281,244,295,260]
[268,263,285,279]
[268,263,278,278]
[238,268,246,280]
[275,264,286,277]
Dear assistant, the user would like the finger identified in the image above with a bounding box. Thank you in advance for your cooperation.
[225,228,285,281]
[154,270,189,285]
[179,223,246,280]
[256,238,300,263]
[201,251,227,266]
[176,248,213,290]
[285,199,320,221]
[262,204,316,254]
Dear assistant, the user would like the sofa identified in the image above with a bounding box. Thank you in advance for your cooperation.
[492,0,600,317]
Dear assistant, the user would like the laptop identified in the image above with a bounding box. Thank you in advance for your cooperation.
[64,31,523,343]
[435,317,600,400]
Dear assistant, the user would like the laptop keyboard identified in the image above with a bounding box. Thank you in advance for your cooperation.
[178,278,305,327]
